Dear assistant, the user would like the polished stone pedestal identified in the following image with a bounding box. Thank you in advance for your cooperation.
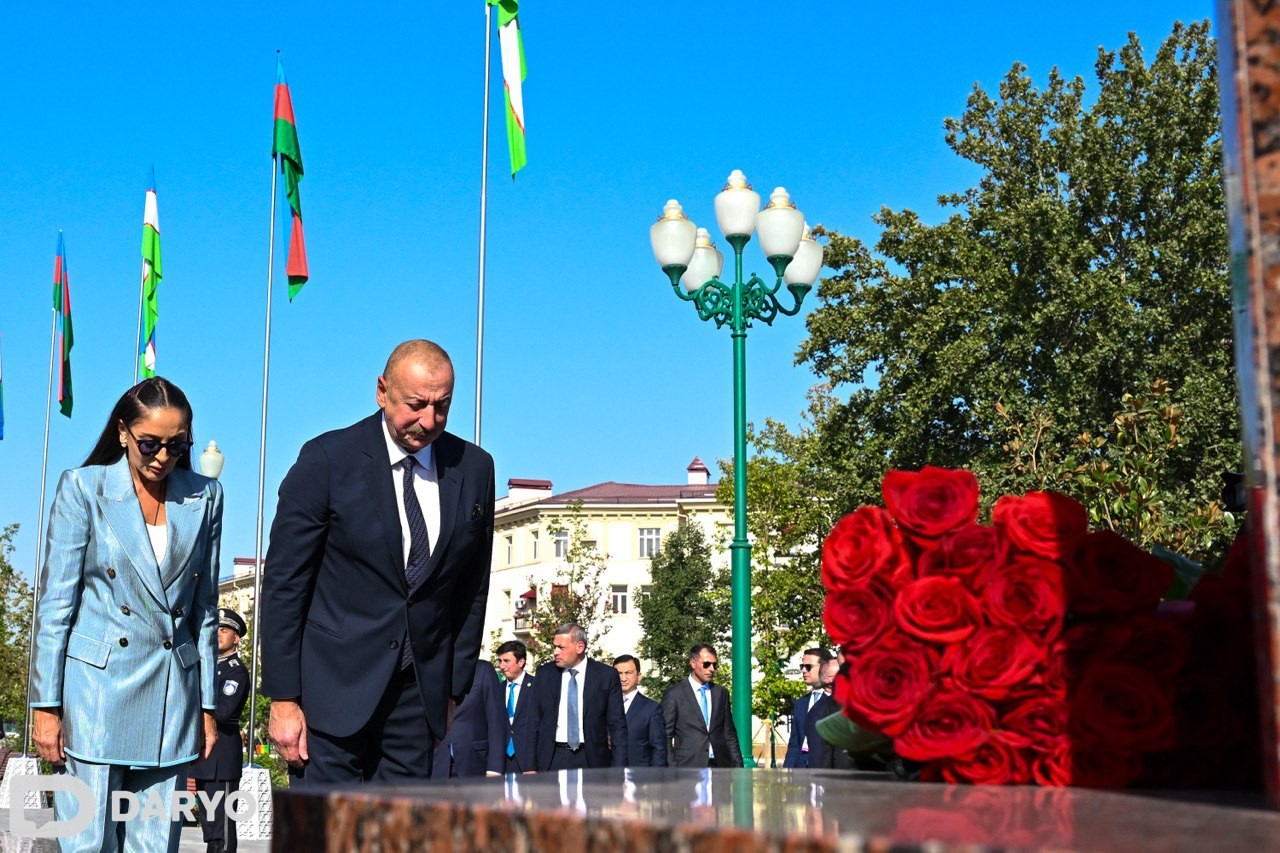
[272,768,1280,851]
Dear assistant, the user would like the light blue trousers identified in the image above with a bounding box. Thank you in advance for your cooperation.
[52,755,183,853]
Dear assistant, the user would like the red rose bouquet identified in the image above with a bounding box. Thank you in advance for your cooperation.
[821,466,1259,787]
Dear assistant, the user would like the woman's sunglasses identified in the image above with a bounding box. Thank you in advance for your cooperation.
[125,424,193,458]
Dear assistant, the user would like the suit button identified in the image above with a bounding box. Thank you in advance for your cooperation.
[107,569,117,579]
[119,638,129,647]
[163,640,172,649]
[173,608,183,617]
[120,605,130,616]
[389,640,400,650]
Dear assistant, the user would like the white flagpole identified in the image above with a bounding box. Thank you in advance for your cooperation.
[133,259,146,385]
[22,300,59,756]
[474,1,492,447]
[246,147,279,764]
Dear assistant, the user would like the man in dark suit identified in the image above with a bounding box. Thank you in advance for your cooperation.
[262,340,495,786]
[661,644,744,768]
[783,647,834,768]
[188,608,250,853]
[496,639,536,774]
[613,654,667,767]
[529,624,628,770]
[431,658,506,778]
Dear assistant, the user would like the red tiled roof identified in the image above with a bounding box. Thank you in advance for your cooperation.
[687,456,710,472]
[539,481,719,505]
[508,478,553,489]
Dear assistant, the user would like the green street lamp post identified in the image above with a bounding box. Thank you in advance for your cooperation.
[649,170,823,762]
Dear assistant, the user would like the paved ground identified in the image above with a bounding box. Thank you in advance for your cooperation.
[0,807,270,851]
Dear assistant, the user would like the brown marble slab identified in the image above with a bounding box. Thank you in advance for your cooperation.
[271,768,1280,852]
[1219,0,1280,804]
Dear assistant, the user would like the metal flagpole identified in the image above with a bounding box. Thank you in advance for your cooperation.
[474,1,492,447]
[133,260,146,385]
[22,306,59,756]
[245,150,279,764]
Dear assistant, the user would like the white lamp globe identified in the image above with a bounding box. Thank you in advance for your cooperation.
[756,187,805,262]
[713,170,760,239]
[649,199,697,270]
[199,440,225,479]
[783,224,824,286]
[681,228,725,292]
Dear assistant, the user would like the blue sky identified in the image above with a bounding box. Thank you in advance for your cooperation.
[0,1,1213,579]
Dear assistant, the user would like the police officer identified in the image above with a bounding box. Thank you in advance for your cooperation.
[188,608,250,853]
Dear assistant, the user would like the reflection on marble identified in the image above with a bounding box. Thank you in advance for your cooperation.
[272,768,1280,851]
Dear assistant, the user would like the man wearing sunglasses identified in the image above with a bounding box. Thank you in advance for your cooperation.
[783,647,834,768]
[661,644,744,768]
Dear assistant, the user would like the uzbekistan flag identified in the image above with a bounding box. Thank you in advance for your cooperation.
[490,0,527,177]
[139,173,163,378]
[53,232,74,418]
[273,58,309,299]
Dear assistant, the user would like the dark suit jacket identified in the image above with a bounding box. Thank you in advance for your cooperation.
[811,694,858,770]
[504,671,537,772]
[261,414,495,740]
[529,659,628,770]
[661,680,744,768]
[783,691,821,769]
[624,692,668,767]
[431,659,505,778]
[187,653,250,781]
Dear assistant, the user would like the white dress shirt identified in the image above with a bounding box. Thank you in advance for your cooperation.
[800,690,820,751]
[689,675,714,757]
[622,688,638,715]
[556,658,588,743]
[505,672,527,723]
[382,417,441,567]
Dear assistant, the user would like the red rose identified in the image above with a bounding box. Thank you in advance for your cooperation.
[882,467,980,543]
[1062,614,1187,683]
[992,491,1088,560]
[985,555,1066,641]
[1067,530,1174,616]
[939,730,1032,785]
[1001,695,1068,750]
[894,576,984,644]
[942,628,1046,701]
[824,580,894,653]
[917,522,1007,592]
[895,686,997,762]
[1069,662,1177,752]
[822,506,912,593]
[834,634,937,737]
[1035,741,1142,788]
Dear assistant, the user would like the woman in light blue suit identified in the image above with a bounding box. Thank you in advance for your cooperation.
[30,377,223,852]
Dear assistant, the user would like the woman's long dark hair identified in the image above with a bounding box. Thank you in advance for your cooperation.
[83,377,195,470]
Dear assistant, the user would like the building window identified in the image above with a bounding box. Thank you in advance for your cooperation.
[531,530,540,560]
[504,535,514,565]
[553,530,569,558]
[503,589,512,618]
[639,528,661,558]
[611,584,629,615]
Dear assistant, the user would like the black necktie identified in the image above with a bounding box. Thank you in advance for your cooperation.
[400,456,431,668]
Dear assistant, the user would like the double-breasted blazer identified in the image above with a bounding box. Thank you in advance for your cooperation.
[29,458,223,766]
[260,413,495,740]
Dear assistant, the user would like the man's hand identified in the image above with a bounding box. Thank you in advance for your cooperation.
[32,707,65,764]
[269,698,309,767]
[199,711,218,760]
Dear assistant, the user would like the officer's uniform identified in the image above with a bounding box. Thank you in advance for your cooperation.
[188,609,250,853]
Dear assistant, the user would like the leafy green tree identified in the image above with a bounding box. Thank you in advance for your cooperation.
[790,21,1236,558]
[0,524,32,744]
[519,504,614,661]
[637,521,729,696]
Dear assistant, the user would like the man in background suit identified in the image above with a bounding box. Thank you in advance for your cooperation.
[496,639,536,774]
[661,644,744,768]
[783,647,834,768]
[614,654,667,767]
[529,624,628,770]
[262,340,496,786]
[431,658,506,778]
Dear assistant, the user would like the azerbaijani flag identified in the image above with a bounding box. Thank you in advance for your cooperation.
[489,0,527,177]
[53,233,73,418]
[273,58,309,300]
[139,173,163,378]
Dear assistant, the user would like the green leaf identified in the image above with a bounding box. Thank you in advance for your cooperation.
[815,711,893,754]
[1154,544,1206,600]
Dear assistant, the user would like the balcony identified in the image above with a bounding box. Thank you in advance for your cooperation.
[513,613,533,635]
